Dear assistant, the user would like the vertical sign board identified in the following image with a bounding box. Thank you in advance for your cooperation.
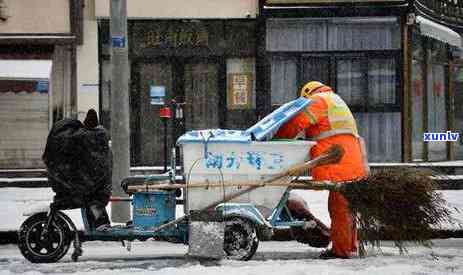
[227,73,253,110]
[150,85,166,105]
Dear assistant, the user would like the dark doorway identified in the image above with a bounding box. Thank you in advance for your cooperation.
[133,57,222,165]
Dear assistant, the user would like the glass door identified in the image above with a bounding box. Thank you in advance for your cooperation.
[135,58,221,166]
[301,56,331,87]
[184,61,220,131]
[137,62,174,165]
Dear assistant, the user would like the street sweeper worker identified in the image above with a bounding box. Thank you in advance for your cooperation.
[274,81,369,259]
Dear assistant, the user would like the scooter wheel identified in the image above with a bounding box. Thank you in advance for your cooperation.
[18,212,72,263]
[224,217,259,261]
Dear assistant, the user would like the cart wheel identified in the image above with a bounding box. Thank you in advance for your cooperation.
[224,218,259,261]
[18,212,72,263]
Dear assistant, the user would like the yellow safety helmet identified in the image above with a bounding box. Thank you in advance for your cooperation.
[300,81,325,98]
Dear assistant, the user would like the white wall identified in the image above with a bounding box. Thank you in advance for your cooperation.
[95,0,258,19]
[0,0,70,33]
[77,0,99,121]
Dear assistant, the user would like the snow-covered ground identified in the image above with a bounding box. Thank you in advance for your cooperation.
[1,239,463,275]
[1,188,463,274]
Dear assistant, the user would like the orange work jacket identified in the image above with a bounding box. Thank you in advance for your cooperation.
[275,89,368,182]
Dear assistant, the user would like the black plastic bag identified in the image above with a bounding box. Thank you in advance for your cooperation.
[43,119,112,210]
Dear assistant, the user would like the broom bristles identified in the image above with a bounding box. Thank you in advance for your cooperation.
[339,168,457,253]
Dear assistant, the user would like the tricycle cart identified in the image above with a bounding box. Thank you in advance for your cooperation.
[18,98,330,263]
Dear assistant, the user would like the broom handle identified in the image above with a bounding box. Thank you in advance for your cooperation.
[128,180,345,191]
[151,145,343,234]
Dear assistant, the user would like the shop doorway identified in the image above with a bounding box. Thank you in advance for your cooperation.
[133,57,222,166]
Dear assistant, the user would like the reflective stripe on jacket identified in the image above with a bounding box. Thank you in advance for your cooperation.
[304,91,358,140]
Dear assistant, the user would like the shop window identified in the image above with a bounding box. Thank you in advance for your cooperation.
[411,35,452,161]
[301,57,330,86]
[427,40,449,161]
[184,63,219,131]
[270,53,401,162]
[429,41,448,62]
[138,62,174,165]
[369,58,397,106]
[335,57,401,162]
[266,17,400,52]
[336,58,366,108]
[270,56,297,106]
[453,64,463,160]
[411,59,425,161]
[327,18,400,51]
[412,32,425,60]
[411,32,425,161]
[365,58,401,162]
[335,57,399,110]
[427,63,448,161]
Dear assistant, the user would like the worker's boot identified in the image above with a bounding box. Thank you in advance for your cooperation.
[319,249,349,259]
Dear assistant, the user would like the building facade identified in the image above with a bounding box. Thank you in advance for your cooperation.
[261,2,404,162]
[96,0,462,165]
[0,0,82,168]
[1,0,461,169]
[0,0,102,169]
[95,0,259,165]
[408,0,463,161]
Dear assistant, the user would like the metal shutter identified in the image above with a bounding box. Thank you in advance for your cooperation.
[0,90,49,168]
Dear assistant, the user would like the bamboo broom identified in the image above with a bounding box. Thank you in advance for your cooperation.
[340,168,458,253]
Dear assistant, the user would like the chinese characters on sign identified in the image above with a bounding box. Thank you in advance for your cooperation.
[135,207,156,216]
[141,26,209,49]
[205,151,285,171]
[227,73,253,110]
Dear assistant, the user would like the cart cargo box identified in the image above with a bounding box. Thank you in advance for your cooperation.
[177,98,315,212]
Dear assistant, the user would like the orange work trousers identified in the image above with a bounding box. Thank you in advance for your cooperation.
[328,191,357,257]
[310,134,366,257]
